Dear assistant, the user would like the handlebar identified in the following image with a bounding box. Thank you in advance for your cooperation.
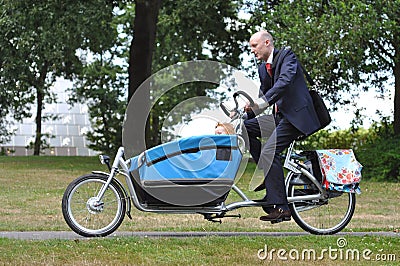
[232,91,254,108]
[219,102,231,117]
[220,90,255,120]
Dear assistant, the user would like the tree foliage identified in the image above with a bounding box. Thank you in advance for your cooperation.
[63,0,249,154]
[69,56,126,155]
[356,123,400,182]
[4,0,399,160]
[249,0,399,132]
[146,0,249,148]
[0,0,118,154]
[99,0,249,154]
[297,127,375,151]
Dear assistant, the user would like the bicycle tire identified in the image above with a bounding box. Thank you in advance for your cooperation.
[286,172,356,235]
[62,174,126,237]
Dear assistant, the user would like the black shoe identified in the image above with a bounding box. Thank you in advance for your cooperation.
[260,208,291,224]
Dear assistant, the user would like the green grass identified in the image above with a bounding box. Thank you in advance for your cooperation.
[0,155,399,232]
[0,156,102,231]
[0,235,398,265]
[0,155,399,265]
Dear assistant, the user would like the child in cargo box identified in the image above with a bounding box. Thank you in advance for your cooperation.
[215,122,235,135]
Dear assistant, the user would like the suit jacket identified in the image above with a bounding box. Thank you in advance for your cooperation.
[258,48,321,136]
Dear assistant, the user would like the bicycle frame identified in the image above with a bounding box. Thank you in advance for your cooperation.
[283,142,328,203]
[62,90,355,237]
[94,139,328,218]
[92,90,329,217]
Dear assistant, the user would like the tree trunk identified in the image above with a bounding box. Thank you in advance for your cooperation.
[33,88,43,155]
[33,65,48,156]
[125,0,161,156]
[128,0,161,102]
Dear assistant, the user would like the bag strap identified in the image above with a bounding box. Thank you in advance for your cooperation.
[272,46,288,67]
[272,48,284,67]
[299,62,315,87]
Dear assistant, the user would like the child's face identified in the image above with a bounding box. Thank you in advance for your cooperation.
[215,125,227,135]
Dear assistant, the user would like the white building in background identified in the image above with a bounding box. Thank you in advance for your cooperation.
[1,78,98,156]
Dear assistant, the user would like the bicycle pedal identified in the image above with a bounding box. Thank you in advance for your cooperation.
[270,217,291,224]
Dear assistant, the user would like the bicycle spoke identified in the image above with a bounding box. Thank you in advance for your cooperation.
[62,174,126,237]
[288,178,356,235]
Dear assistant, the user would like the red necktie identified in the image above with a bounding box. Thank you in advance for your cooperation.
[266,63,272,77]
[266,63,278,113]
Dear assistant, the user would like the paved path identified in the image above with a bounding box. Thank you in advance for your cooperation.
[0,231,398,240]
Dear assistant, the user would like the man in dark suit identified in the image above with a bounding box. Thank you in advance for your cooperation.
[244,30,321,223]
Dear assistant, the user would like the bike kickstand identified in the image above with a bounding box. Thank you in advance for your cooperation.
[203,213,241,223]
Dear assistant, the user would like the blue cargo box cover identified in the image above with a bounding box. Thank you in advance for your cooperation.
[128,135,242,183]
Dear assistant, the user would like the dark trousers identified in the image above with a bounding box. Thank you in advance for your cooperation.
[244,113,302,207]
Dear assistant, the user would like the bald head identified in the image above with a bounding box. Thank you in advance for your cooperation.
[249,30,274,61]
[250,30,274,45]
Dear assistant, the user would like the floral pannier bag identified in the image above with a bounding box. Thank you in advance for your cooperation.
[315,149,362,194]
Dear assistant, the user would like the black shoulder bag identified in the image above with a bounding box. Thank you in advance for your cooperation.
[300,63,332,131]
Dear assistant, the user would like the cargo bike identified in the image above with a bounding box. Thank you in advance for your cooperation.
[62,91,360,237]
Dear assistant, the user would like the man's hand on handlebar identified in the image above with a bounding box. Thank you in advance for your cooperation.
[229,110,238,119]
[244,101,259,113]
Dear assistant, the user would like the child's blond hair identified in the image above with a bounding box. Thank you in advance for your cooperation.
[215,122,235,135]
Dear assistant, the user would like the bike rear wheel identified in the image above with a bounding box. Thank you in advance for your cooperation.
[287,173,356,235]
[62,174,126,237]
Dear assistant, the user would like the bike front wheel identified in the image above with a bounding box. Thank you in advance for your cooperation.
[287,173,356,235]
[62,174,126,237]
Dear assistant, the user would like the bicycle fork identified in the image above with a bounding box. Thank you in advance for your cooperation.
[95,147,125,202]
